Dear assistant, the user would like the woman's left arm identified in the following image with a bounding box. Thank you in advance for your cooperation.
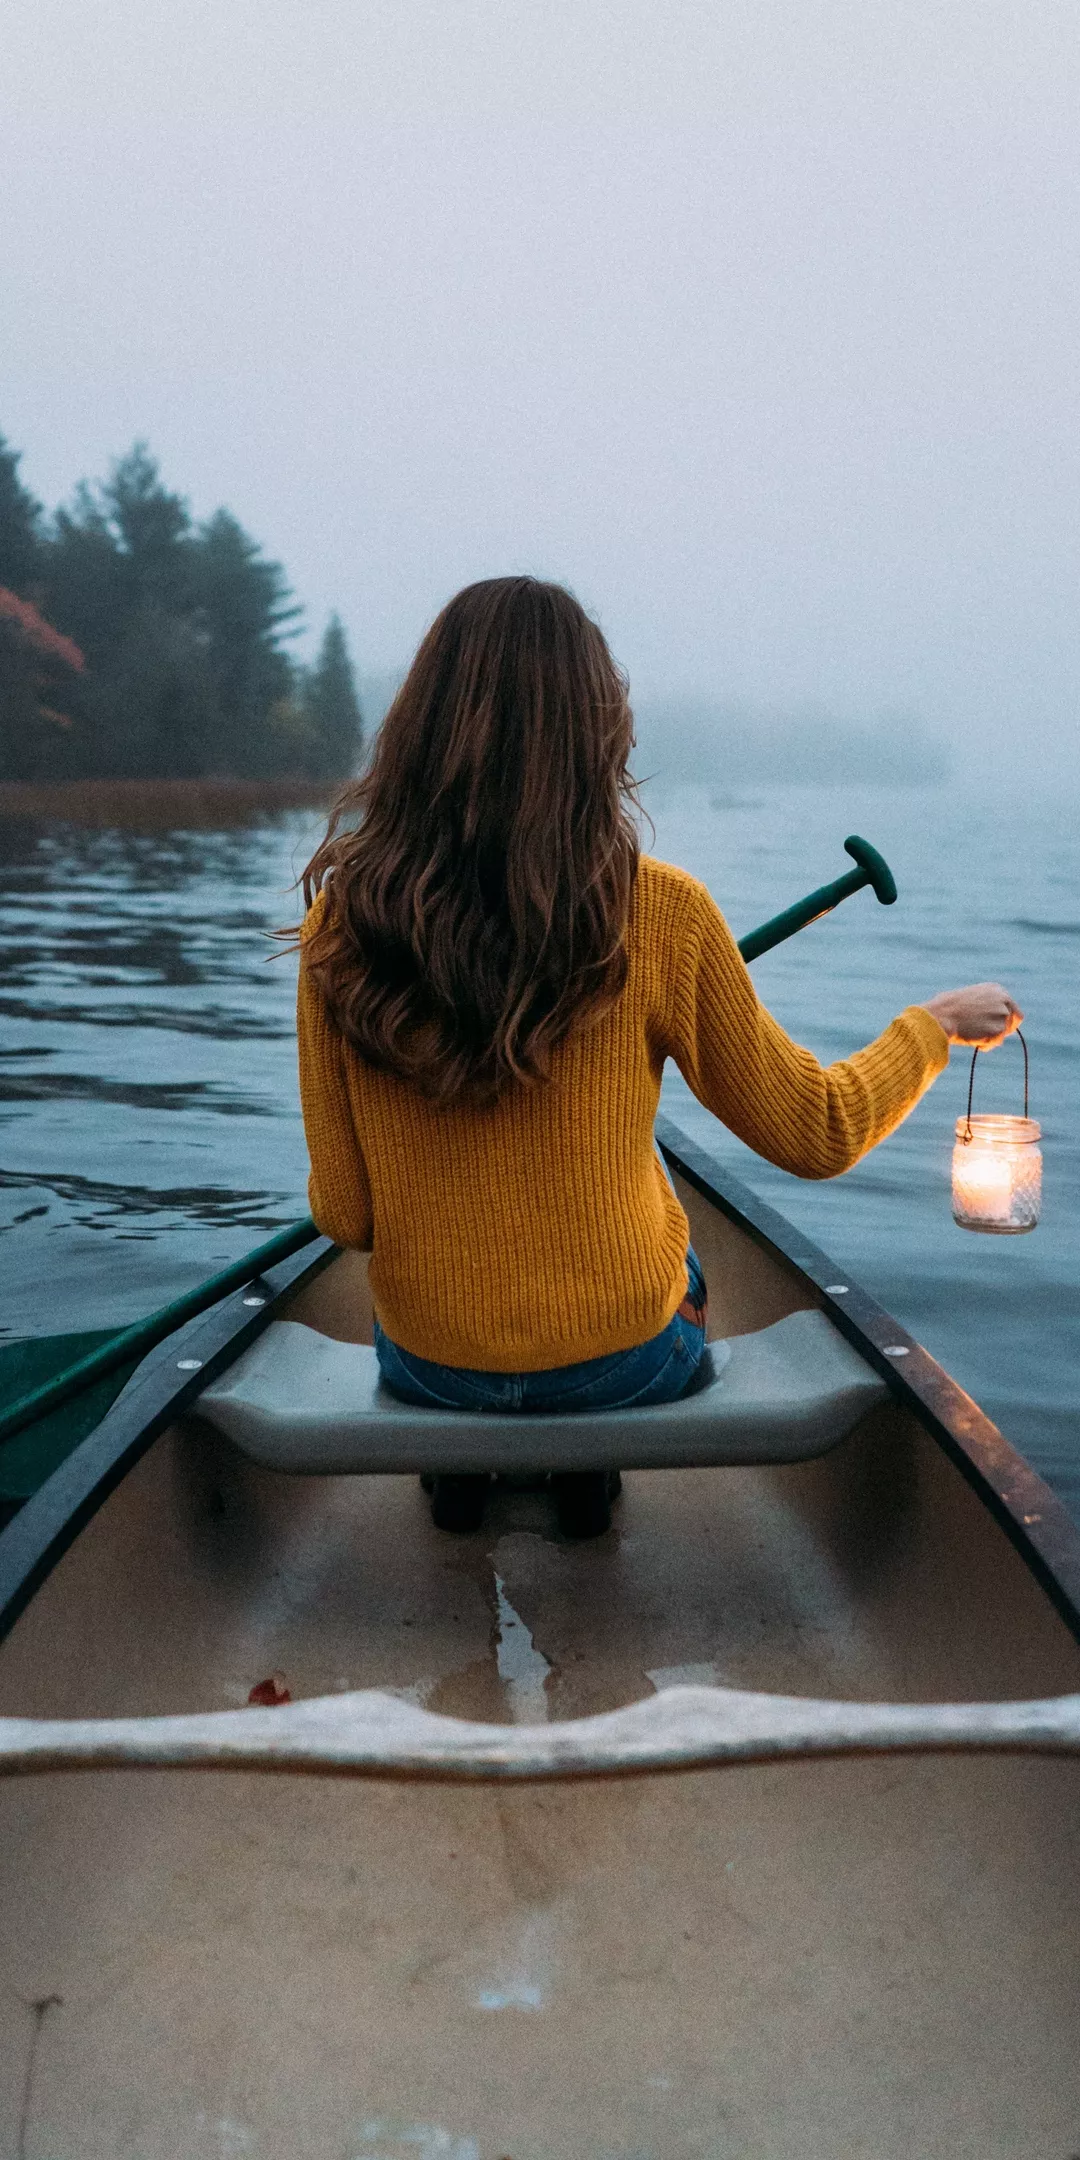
[296,959,374,1249]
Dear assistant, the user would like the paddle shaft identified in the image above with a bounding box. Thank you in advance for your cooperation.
[0,1217,320,1449]
[1,833,897,1446]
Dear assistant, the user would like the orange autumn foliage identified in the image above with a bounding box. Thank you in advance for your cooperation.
[0,586,85,674]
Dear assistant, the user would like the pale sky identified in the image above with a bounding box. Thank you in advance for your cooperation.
[3,1,1079,783]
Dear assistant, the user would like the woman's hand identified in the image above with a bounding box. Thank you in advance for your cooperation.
[920,983,1024,1048]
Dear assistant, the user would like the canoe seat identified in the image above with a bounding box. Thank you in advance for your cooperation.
[196,1309,887,1475]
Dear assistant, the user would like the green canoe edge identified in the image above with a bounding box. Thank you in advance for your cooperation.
[0,1331,139,1507]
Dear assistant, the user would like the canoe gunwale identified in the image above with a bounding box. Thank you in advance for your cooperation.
[657,1113,1080,1648]
[0,1238,337,1644]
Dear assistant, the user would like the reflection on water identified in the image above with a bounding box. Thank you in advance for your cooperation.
[0,786,1077,1521]
[0,816,321,1328]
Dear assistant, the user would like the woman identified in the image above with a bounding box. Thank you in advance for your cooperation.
[296,577,1021,1535]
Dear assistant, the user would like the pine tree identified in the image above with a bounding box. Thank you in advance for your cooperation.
[42,445,201,774]
[0,435,43,595]
[303,615,364,780]
[195,509,301,776]
[41,446,304,778]
[46,446,195,669]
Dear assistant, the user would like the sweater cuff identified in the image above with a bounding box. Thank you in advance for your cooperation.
[898,1004,952,1072]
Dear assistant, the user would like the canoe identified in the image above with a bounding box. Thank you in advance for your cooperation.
[1,1114,1078,2159]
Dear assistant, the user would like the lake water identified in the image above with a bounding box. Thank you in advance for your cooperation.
[1,780,1077,1522]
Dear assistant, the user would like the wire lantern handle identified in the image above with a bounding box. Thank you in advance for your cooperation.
[962,1029,1029,1144]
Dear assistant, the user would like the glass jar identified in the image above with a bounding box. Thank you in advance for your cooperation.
[952,1114,1042,1235]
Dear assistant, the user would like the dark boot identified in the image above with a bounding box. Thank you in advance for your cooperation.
[552,1469,621,1540]
[430,1473,489,1533]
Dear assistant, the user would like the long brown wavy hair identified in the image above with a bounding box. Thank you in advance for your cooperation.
[301,576,640,1107]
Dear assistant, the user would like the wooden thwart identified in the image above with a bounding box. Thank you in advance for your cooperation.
[1,1682,1079,1782]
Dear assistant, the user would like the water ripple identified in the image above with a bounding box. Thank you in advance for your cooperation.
[0,1072,277,1115]
[1008,917,1080,938]
[0,1167,295,1230]
[0,996,290,1040]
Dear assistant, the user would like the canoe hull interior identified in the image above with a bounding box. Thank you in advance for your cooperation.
[1,1170,1079,2156]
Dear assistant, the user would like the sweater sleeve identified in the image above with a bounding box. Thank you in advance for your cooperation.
[296,943,374,1249]
[667,880,951,1179]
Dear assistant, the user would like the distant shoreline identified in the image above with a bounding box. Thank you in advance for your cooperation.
[0,777,339,831]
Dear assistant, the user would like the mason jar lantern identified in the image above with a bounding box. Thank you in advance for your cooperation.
[952,1032,1041,1235]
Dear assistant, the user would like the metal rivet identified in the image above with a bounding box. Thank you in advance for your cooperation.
[242,1295,267,1307]
[825,1285,849,1295]
[882,1346,909,1358]
[177,1357,203,1370]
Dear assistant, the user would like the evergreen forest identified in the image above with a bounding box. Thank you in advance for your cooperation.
[0,433,363,784]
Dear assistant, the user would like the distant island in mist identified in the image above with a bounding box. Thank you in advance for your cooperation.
[356,677,951,792]
[632,699,950,791]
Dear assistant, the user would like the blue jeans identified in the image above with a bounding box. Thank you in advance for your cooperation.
[374,1247,709,1414]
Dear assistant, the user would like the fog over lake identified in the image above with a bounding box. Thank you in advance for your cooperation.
[3,1,1079,792]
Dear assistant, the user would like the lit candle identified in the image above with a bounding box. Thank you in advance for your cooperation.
[952,1145,1013,1224]
[952,1114,1042,1235]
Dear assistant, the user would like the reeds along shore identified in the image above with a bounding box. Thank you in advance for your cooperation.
[0,777,337,831]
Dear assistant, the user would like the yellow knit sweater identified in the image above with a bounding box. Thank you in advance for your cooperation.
[297,855,949,1371]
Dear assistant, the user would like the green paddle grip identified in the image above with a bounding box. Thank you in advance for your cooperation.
[737,835,897,964]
